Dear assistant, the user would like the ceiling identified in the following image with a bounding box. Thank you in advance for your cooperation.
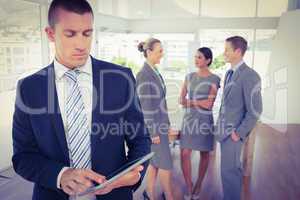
[0,0,288,34]
[97,0,289,19]
[9,0,289,19]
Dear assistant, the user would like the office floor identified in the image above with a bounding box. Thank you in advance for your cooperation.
[1,124,299,200]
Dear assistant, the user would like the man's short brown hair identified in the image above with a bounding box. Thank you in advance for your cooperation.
[226,36,248,55]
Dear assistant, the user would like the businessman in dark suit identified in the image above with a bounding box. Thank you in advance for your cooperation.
[11,1,151,200]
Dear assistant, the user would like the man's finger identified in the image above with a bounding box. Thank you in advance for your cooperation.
[64,185,76,195]
[75,183,89,194]
[74,175,93,188]
[64,180,82,194]
[84,169,106,184]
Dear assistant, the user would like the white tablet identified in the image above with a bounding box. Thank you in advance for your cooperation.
[78,152,155,196]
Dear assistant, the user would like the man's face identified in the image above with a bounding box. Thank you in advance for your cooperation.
[224,41,239,64]
[46,8,93,68]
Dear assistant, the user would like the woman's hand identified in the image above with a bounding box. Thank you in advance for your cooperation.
[151,136,161,144]
[181,99,194,108]
[179,98,187,105]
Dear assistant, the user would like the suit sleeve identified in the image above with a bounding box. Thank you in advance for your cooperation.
[123,70,151,191]
[136,74,161,138]
[236,73,263,140]
[12,80,65,191]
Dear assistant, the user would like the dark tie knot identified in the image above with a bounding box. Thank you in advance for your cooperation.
[228,69,234,75]
[225,69,234,86]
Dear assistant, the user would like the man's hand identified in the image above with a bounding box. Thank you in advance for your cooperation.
[60,168,106,196]
[151,136,160,144]
[231,131,241,142]
[93,165,143,195]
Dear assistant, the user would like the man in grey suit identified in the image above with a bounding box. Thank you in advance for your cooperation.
[215,36,263,200]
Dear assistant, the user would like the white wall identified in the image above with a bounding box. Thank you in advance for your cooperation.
[0,91,15,171]
[128,17,278,33]
[262,10,300,124]
[94,13,129,32]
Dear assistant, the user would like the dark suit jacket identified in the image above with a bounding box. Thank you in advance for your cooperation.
[12,57,151,200]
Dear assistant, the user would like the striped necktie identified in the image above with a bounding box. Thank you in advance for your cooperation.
[65,69,91,169]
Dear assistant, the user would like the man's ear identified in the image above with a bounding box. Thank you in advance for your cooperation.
[236,48,243,56]
[45,26,55,42]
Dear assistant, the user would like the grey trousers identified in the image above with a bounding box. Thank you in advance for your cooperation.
[220,137,244,200]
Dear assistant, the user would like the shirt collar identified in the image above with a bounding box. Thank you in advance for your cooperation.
[54,56,92,80]
[231,59,244,72]
[146,61,155,68]
[146,61,160,74]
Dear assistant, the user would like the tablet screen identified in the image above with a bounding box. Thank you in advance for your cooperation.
[78,152,154,196]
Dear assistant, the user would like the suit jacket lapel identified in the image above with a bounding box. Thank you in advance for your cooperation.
[223,63,246,101]
[90,57,104,168]
[48,64,70,163]
[91,57,99,132]
[143,62,166,96]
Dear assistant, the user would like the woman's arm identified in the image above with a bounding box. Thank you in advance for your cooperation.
[187,83,219,110]
[179,79,188,106]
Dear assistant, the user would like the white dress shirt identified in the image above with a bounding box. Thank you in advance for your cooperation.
[231,59,244,72]
[54,57,96,200]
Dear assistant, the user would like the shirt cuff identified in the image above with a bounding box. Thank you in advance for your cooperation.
[57,167,70,189]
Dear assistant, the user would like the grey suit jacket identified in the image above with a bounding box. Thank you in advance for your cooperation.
[136,63,170,137]
[215,63,263,142]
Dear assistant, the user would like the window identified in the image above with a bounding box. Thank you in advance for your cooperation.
[253,29,277,89]
[0,2,42,92]
[97,32,149,75]
[0,0,42,170]
[153,33,194,78]
[152,33,195,129]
